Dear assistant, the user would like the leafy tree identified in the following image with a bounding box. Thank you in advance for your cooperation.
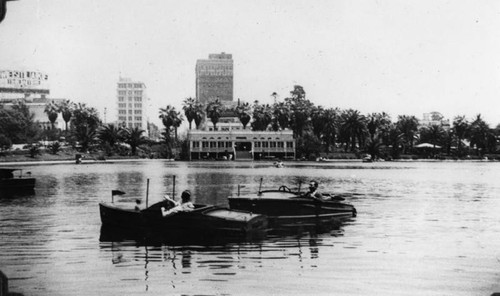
[284,85,314,137]
[296,132,322,160]
[205,99,224,131]
[234,101,252,129]
[0,100,40,144]
[0,134,12,151]
[122,126,147,156]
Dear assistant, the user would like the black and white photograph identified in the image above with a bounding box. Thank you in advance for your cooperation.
[1,1,500,295]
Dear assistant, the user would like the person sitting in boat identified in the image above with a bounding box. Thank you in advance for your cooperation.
[134,199,142,211]
[303,180,324,200]
[160,190,195,217]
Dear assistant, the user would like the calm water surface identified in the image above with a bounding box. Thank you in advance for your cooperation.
[1,160,500,295]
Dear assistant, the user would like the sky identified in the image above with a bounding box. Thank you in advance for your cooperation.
[1,0,500,128]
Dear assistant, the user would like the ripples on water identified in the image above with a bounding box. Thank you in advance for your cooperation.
[1,160,500,295]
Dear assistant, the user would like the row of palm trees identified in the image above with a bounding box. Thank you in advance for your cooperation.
[41,100,148,155]
[158,85,499,159]
[37,85,500,159]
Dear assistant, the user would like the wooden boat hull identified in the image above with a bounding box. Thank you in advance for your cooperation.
[0,168,36,193]
[228,190,356,226]
[99,202,268,237]
[0,178,35,190]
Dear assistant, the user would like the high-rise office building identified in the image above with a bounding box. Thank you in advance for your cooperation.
[195,53,233,104]
[117,77,147,130]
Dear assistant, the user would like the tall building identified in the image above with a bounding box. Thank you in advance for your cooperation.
[116,77,147,130]
[195,52,233,104]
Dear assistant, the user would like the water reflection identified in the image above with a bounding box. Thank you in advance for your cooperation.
[2,161,500,295]
[98,224,347,291]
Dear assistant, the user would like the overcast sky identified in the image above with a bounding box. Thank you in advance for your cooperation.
[1,0,499,127]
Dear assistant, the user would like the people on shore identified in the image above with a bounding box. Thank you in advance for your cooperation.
[161,190,195,217]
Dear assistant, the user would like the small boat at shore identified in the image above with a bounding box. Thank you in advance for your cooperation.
[99,192,268,238]
[228,184,357,227]
[0,168,36,193]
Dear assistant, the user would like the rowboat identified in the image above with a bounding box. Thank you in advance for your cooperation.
[228,185,357,227]
[0,168,36,193]
[99,196,268,238]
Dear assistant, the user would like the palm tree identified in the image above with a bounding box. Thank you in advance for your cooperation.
[159,105,183,140]
[122,126,146,155]
[193,101,204,129]
[310,105,325,140]
[396,115,419,154]
[98,124,123,154]
[469,114,495,156]
[339,109,367,152]
[271,101,290,131]
[322,108,339,153]
[386,123,404,159]
[452,115,469,156]
[57,99,75,134]
[182,97,197,130]
[426,125,445,148]
[206,99,224,131]
[366,112,391,141]
[271,92,278,104]
[44,101,59,130]
[234,101,252,129]
[251,101,272,131]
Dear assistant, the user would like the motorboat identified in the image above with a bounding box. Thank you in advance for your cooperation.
[228,184,357,227]
[0,168,36,193]
[99,192,268,238]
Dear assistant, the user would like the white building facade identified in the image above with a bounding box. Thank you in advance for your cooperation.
[117,77,147,131]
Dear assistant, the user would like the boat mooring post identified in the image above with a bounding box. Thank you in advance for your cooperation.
[146,179,150,208]
[258,178,263,195]
[172,175,176,198]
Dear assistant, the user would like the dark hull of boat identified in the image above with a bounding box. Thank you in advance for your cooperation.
[228,190,356,226]
[99,203,268,237]
[0,178,36,191]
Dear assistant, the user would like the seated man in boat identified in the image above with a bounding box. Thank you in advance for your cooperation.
[303,180,324,200]
[160,190,195,217]
[134,199,142,211]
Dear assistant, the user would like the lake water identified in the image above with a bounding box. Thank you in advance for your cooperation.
[1,160,500,296]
